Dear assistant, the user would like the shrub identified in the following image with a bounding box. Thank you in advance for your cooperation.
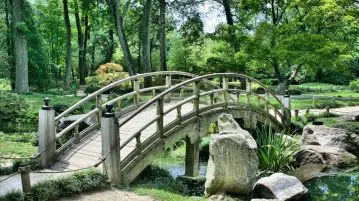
[349,79,359,92]
[255,127,299,174]
[0,92,29,133]
[86,63,131,94]
[52,103,84,116]
[0,169,111,201]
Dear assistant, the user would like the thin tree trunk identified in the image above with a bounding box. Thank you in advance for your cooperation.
[108,0,136,76]
[74,0,85,85]
[83,14,89,79]
[63,0,72,89]
[141,0,153,87]
[100,29,114,65]
[12,0,29,93]
[159,0,167,71]
[5,0,15,90]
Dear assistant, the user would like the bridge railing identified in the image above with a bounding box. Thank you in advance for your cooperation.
[38,71,198,167]
[106,73,289,179]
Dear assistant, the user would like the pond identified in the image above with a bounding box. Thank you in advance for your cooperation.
[166,163,359,200]
[304,173,359,201]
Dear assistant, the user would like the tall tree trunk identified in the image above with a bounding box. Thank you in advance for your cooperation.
[108,0,135,76]
[159,0,167,71]
[12,0,29,93]
[141,0,153,87]
[222,0,239,51]
[74,0,85,85]
[63,0,72,89]
[83,14,89,79]
[5,0,15,90]
[99,29,114,65]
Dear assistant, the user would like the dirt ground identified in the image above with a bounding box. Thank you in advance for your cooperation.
[58,189,155,201]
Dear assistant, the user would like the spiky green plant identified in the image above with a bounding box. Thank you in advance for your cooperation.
[255,126,299,174]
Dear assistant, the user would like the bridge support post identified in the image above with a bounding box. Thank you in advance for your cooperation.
[165,75,172,102]
[101,104,121,184]
[38,97,56,168]
[184,136,200,177]
[281,90,292,130]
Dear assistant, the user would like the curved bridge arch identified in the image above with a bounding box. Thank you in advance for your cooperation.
[38,72,291,185]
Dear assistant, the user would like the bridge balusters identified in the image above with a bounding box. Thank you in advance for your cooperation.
[246,79,252,105]
[210,93,214,106]
[222,77,229,107]
[193,81,200,115]
[265,90,270,113]
[38,97,56,168]
[74,124,80,143]
[133,79,140,107]
[136,133,142,154]
[96,94,102,126]
[157,98,164,138]
[165,75,172,102]
[117,99,121,111]
[176,105,182,124]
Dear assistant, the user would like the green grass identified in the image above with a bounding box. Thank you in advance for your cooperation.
[0,141,36,158]
[152,142,186,168]
[290,82,348,92]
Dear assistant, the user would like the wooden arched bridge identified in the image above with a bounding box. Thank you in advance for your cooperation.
[37,71,291,184]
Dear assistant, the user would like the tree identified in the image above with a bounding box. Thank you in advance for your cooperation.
[107,0,136,76]
[63,0,72,89]
[12,0,29,93]
[159,0,167,71]
[4,0,15,90]
[74,0,85,85]
[141,0,153,86]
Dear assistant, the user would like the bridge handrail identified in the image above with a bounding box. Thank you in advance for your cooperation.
[55,71,196,122]
[116,73,286,150]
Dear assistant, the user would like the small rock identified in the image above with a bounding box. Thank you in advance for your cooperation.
[253,173,308,201]
[209,194,226,201]
[291,163,327,182]
[296,145,358,168]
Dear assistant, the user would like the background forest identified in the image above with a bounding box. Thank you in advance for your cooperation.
[1,0,359,93]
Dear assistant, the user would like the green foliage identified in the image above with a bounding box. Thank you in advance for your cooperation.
[349,79,359,92]
[255,127,299,174]
[0,92,29,133]
[0,169,110,201]
[86,63,131,93]
[0,79,11,90]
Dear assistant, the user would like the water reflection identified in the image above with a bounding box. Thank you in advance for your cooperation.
[304,173,359,201]
[167,162,208,178]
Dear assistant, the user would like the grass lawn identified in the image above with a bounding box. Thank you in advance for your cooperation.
[0,141,36,158]
[290,82,348,92]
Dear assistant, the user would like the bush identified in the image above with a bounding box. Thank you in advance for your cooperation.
[0,169,110,201]
[349,79,359,92]
[0,92,29,133]
[86,63,131,94]
[255,127,299,174]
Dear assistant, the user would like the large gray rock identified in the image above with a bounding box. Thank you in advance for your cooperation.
[302,125,359,155]
[253,173,308,201]
[296,145,357,168]
[205,114,258,196]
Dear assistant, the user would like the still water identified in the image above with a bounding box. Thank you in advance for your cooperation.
[167,163,359,200]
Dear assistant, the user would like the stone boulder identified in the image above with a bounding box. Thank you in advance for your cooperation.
[302,125,359,155]
[253,173,308,201]
[291,163,327,182]
[205,114,258,196]
[296,145,357,168]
